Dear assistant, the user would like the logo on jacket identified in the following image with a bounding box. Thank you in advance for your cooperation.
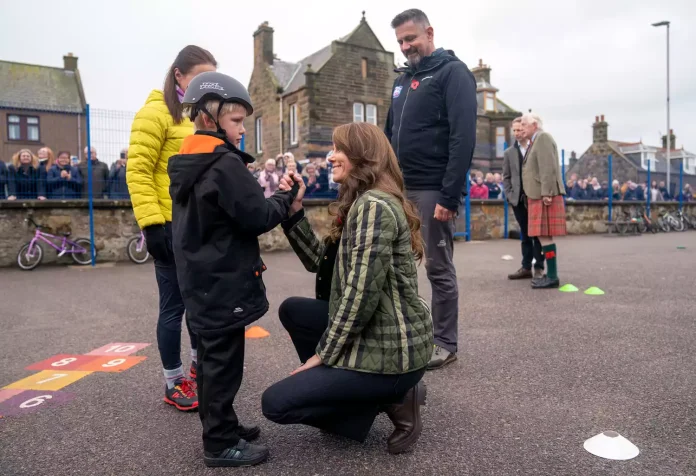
[393,86,403,98]
[410,80,420,90]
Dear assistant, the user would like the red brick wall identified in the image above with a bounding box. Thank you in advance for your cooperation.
[1,109,86,163]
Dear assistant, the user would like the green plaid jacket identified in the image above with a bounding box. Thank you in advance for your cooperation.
[284,190,434,374]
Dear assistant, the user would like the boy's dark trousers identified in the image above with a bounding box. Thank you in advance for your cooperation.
[196,327,246,454]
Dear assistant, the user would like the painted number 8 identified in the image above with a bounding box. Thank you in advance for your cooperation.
[20,395,53,408]
[51,357,77,367]
[102,358,126,368]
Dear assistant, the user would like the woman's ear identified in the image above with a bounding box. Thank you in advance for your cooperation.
[174,68,182,83]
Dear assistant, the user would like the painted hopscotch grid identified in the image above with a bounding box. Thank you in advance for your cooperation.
[0,343,149,420]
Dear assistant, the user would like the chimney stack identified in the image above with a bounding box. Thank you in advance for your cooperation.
[592,114,608,144]
[661,129,676,150]
[63,52,78,71]
[253,22,274,66]
[470,58,491,85]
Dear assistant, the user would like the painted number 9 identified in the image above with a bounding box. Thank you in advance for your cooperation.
[102,358,126,368]
[20,395,53,408]
[51,358,78,367]
[105,345,135,353]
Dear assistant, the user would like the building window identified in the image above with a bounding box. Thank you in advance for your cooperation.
[485,92,495,112]
[255,117,263,153]
[361,58,368,79]
[289,104,298,146]
[495,127,506,158]
[7,114,40,142]
[353,103,364,122]
[366,105,377,125]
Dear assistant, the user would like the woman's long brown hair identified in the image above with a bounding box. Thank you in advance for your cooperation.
[328,122,424,262]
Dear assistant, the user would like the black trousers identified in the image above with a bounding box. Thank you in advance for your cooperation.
[196,328,245,453]
[261,297,425,442]
[512,200,545,270]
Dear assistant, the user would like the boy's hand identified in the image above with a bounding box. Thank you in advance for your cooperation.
[280,173,306,215]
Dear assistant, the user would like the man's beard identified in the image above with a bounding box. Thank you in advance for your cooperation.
[405,50,422,67]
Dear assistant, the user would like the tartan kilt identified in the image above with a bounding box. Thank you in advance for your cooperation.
[528,196,567,237]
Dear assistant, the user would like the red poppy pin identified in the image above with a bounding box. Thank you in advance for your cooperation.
[411,79,420,90]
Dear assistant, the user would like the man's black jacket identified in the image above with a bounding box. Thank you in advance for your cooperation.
[385,48,477,211]
[168,132,296,335]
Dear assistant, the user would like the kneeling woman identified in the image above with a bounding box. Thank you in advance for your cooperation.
[262,122,433,454]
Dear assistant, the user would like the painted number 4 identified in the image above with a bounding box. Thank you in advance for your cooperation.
[20,394,52,408]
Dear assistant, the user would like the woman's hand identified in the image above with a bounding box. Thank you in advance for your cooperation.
[290,354,322,375]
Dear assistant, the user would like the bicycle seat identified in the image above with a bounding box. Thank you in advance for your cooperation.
[61,232,71,237]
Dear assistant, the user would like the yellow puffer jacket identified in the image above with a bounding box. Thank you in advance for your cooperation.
[127,90,194,228]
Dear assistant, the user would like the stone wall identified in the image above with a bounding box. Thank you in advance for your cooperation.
[1,199,694,268]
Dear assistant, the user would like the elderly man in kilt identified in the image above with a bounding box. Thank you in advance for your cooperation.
[520,113,566,289]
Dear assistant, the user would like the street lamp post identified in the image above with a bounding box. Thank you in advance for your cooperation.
[652,20,670,194]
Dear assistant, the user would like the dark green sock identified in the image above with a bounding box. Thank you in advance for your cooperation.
[542,244,558,280]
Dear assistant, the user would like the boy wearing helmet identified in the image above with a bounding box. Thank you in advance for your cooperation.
[168,71,299,467]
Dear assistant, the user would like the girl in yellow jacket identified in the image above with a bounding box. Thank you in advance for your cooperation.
[126,45,216,411]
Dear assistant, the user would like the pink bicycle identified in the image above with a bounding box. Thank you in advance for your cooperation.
[17,217,93,270]
[126,231,150,264]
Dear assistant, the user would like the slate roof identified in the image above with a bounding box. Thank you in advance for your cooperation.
[279,45,334,96]
[0,60,85,114]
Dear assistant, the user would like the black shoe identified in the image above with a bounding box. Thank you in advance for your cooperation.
[384,381,427,454]
[531,275,560,289]
[204,439,269,468]
[236,424,261,442]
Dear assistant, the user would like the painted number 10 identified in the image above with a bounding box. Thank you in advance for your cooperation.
[104,345,135,354]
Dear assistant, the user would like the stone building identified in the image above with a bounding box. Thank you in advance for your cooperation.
[0,54,87,162]
[245,14,395,162]
[567,115,695,193]
[470,59,521,172]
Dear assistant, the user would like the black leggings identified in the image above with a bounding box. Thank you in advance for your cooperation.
[261,297,425,442]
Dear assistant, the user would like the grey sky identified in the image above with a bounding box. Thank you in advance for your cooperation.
[2,0,695,162]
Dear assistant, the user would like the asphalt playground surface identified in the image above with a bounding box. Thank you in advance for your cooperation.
[1,233,694,476]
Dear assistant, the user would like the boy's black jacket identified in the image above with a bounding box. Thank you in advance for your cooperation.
[168,131,296,335]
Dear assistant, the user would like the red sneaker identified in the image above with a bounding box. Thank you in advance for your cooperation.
[164,378,198,412]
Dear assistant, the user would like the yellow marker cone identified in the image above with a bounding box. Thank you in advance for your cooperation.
[245,326,270,339]
[559,284,579,292]
[584,287,605,296]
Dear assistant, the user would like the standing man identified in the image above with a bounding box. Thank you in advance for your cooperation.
[503,117,545,280]
[385,9,477,369]
[520,113,566,289]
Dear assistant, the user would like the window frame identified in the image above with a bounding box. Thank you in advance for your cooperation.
[7,114,41,142]
[255,117,263,154]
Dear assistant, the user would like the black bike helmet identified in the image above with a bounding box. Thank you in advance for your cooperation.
[182,71,253,130]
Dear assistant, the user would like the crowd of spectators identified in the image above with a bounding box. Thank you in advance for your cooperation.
[2,146,693,204]
[0,146,129,200]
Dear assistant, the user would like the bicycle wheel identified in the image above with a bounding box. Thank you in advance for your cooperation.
[17,243,43,270]
[615,223,628,235]
[658,217,670,233]
[70,238,94,265]
[670,217,685,232]
[127,236,149,264]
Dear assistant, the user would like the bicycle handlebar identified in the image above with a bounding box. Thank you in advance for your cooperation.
[25,216,41,228]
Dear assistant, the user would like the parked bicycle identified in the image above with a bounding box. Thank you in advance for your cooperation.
[17,217,93,270]
[674,209,695,231]
[127,231,150,264]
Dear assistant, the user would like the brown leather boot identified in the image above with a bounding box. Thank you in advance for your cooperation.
[508,267,533,280]
[384,381,427,454]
